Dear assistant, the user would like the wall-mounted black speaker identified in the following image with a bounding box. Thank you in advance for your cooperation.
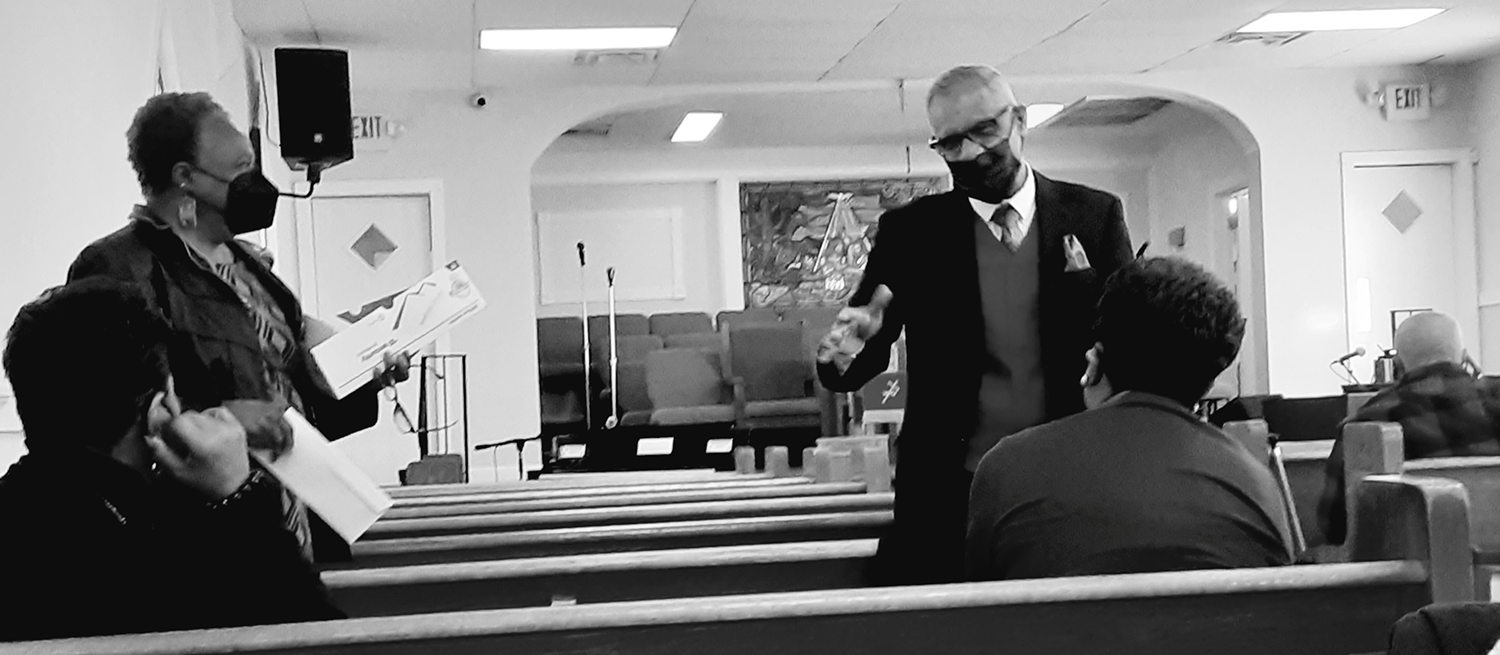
[274,47,353,172]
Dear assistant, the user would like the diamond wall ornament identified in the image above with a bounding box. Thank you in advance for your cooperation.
[1382,191,1423,234]
[351,224,398,270]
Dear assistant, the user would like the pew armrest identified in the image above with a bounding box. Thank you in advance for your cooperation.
[1349,473,1474,603]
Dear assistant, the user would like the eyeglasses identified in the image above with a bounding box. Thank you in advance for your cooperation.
[928,106,1021,159]
[384,386,459,435]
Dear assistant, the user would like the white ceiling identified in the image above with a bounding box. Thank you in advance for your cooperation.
[232,0,1500,150]
[235,0,1500,90]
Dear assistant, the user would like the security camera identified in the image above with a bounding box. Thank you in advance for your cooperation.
[470,93,489,109]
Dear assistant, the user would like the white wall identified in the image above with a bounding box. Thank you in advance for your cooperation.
[532,182,721,318]
[1142,65,1477,397]
[532,137,1154,320]
[1469,54,1500,372]
[0,0,251,469]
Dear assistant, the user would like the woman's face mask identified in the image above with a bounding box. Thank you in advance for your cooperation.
[186,166,281,235]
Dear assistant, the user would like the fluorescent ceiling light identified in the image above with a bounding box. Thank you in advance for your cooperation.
[1026,103,1066,128]
[479,27,677,51]
[671,112,723,143]
[1237,9,1443,33]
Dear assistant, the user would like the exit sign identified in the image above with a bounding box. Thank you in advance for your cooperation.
[1383,84,1430,121]
[351,115,395,151]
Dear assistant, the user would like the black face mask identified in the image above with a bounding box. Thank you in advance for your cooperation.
[945,140,1022,204]
[189,167,281,234]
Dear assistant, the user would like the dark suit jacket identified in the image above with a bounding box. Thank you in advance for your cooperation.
[819,173,1133,458]
[967,392,1293,580]
[816,172,1132,584]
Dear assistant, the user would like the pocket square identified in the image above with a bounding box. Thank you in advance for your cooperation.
[1063,234,1092,272]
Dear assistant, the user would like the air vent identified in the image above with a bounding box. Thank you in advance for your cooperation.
[1215,31,1307,47]
[1045,97,1174,129]
[573,49,661,66]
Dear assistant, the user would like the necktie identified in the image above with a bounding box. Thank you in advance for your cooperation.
[991,204,1022,252]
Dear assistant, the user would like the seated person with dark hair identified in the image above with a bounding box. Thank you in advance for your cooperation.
[1318,311,1500,545]
[0,278,341,642]
[966,257,1293,581]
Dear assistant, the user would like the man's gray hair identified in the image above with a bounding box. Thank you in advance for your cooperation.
[927,65,1009,107]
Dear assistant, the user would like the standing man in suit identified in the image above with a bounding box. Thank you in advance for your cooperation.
[817,64,1134,584]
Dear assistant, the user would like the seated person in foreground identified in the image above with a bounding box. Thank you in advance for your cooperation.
[1318,311,1500,545]
[0,279,342,642]
[966,257,1294,581]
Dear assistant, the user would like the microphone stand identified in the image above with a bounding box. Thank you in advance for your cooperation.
[475,436,542,482]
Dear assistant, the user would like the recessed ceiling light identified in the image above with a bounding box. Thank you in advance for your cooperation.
[1026,103,1066,128]
[671,112,723,143]
[1237,8,1443,33]
[479,27,677,51]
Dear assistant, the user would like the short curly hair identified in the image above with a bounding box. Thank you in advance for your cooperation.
[126,92,228,195]
[4,278,173,451]
[1094,256,1245,407]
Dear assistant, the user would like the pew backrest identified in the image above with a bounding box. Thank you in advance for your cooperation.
[383,481,868,520]
[18,475,1468,655]
[325,539,879,615]
[393,477,816,508]
[348,511,893,567]
[366,493,894,539]
[386,470,768,498]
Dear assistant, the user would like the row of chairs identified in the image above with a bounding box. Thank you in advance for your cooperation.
[538,308,844,433]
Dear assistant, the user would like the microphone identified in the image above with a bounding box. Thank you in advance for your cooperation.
[1331,346,1366,365]
[576,242,586,266]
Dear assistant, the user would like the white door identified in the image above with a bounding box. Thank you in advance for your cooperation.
[1343,163,1459,382]
[300,189,437,485]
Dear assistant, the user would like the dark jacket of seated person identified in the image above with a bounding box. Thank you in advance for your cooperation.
[967,256,1293,581]
[1319,313,1500,545]
[0,279,342,642]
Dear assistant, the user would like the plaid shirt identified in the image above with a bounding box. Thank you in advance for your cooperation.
[1319,362,1500,544]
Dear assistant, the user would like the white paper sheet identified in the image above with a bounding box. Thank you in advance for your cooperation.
[252,409,393,544]
[312,261,487,398]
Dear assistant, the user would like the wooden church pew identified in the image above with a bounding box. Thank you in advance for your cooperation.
[325,539,878,616]
[343,511,893,568]
[383,481,868,520]
[385,470,767,498]
[391,477,816,509]
[1343,421,1500,598]
[365,493,893,539]
[14,474,1469,655]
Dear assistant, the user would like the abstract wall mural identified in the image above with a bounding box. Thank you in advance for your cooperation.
[740,177,945,308]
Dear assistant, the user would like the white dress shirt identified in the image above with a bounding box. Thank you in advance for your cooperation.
[968,164,1036,245]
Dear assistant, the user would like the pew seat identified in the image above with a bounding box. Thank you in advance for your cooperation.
[16,474,1468,655]
[365,493,892,539]
[345,511,892,568]
[326,539,877,616]
[382,481,867,520]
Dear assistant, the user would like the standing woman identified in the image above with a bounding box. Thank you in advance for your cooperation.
[68,92,407,561]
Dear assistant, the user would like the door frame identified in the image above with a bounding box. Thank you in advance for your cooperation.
[291,178,449,317]
[1340,148,1479,363]
[291,178,452,366]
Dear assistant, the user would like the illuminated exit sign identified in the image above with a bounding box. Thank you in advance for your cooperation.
[1383,84,1430,121]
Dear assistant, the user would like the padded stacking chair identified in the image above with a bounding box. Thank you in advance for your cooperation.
[588,313,649,343]
[536,316,585,379]
[779,305,841,335]
[663,332,725,353]
[649,312,714,338]
[612,361,654,427]
[726,324,823,430]
[716,308,780,331]
[645,348,736,426]
[596,335,663,427]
